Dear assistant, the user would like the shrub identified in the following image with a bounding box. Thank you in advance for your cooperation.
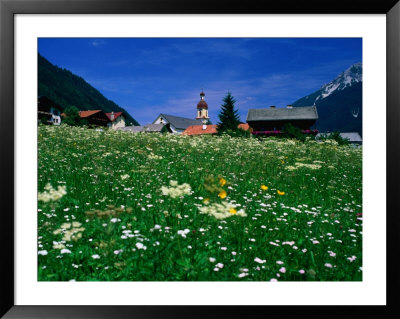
[220,128,252,138]
[282,123,307,142]
[40,116,49,125]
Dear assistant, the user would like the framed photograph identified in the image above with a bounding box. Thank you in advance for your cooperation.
[1,0,399,318]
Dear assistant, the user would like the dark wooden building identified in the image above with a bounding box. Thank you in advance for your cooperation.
[38,96,63,125]
[78,110,109,127]
[246,105,318,135]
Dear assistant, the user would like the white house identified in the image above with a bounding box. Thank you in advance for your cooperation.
[106,112,126,130]
[38,96,62,125]
[153,114,203,134]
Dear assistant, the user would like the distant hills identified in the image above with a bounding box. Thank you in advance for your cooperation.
[38,54,140,126]
[292,62,362,136]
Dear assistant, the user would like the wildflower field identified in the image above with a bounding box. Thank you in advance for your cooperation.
[38,125,362,281]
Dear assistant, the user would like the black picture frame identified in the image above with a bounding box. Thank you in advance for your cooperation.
[1,0,399,318]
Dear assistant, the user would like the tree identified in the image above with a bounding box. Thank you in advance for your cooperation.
[217,92,240,133]
[39,116,49,125]
[62,106,82,126]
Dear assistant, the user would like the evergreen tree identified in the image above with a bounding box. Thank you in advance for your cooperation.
[217,92,240,133]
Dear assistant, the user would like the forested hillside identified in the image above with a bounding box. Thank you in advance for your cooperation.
[38,54,139,126]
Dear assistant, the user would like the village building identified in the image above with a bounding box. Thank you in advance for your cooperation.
[106,111,126,130]
[78,110,109,127]
[246,105,318,136]
[152,91,213,133]
[339,132,362,145]
[182,124,218,136]
[38,96,63,125]
[238,123,252,132]
[182,123,252,136]
[316,132,362,145]
[119,123,171,133]
[153,114,203,134]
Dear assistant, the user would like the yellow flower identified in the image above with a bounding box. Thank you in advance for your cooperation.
[229,208,237,215]
[277,190,285,196]
[203,198,210,205]
[219,177,227,187]
[261,185,268,191]
[218,190,227,199]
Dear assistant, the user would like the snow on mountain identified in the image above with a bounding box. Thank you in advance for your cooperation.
[316,62,362,102]
[292,62,363,135]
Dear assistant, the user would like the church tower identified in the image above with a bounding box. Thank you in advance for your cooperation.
[196,90,210,124]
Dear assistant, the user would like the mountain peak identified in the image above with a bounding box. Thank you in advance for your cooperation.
[292,62,362,135]
[318,62,362,100]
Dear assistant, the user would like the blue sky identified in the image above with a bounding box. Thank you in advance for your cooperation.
[38,38,362,125]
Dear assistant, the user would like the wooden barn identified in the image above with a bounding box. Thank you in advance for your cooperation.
[78,110,109,127]
[246,105,318,136]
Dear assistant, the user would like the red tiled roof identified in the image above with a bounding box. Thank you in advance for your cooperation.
[105,112,123,122]
[182,125,218,136]
[238,123,252,131]
[183,123,252,135]
[79,110,102,118]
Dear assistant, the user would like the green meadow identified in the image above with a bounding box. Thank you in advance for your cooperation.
[38,125,362,281]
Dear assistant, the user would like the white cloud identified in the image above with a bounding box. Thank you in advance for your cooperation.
[91,39,106,47]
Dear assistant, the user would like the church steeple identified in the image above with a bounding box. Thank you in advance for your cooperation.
[196,90,209,123]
